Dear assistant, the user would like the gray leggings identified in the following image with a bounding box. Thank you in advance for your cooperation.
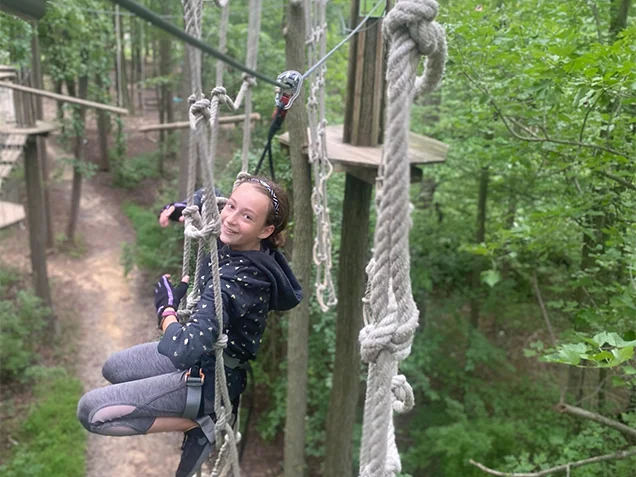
[77,342,213,436]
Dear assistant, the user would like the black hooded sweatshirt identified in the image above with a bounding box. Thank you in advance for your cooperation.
[157,241,302,404]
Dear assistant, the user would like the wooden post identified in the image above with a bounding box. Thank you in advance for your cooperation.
[283,3,312,477]
[23,136,53,310]
[343,1,386,147]
[325,2,388,475]
[324,174,372,477]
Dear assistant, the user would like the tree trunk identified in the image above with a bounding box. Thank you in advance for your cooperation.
[24,137,53,313]
[119,13,130,109]
[66,75,89,243]
[324,174,372,477]
[158,17,172,174]
[609,0,632,41]
[283,3,311,477]
[54,79,64,121]
[95,74,110,171]
[178,48,192,199]
[470,166,489,329]
[30,25,54,249]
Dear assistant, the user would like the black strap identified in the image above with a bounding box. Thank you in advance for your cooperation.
[183,365,204,420]
[254,105,287,180]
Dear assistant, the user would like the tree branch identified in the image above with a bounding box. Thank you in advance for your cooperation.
[469,447,636,476]
[531,272,557,347]
[460,72,633,160]
[556,403,636,440]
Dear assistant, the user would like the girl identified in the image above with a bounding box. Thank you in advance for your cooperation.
[77,176,302,477]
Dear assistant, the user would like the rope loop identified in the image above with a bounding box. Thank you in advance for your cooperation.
[391,374,414,413]
[214,333,229,350]
[184,215,221,241]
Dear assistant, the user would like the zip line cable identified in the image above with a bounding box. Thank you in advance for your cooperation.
[109,0,386,94]
[302,0,386,80]
[108,0,283,87]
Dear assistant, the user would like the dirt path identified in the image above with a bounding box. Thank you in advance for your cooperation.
[44,164,182,476]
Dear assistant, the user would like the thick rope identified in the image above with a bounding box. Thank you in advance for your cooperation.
[305,0,337,312]
[181,0,243,475]
[358,1,446,477]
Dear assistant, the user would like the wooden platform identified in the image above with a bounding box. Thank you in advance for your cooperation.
[0,120,58,136]
[278,124,448,183]
[0,200,25,229]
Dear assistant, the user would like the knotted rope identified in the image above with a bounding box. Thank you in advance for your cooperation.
[305,0,337,311]
[358,1,446,476]
[179,0,253,475]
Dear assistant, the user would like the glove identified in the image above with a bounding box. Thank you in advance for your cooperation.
[159,202,187,222]
[154,275,189,324]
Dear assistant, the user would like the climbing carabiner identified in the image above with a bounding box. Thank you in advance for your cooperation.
[274,70,303,110]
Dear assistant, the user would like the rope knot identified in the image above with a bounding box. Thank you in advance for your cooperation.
[241,73,257,87]
[391,374,415,413]
[210,86,230,106]
[189,98,212,121]
[359,298,399,363]
[383,0,447,96]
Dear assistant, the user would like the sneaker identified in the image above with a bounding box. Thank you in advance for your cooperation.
[175,427,212,477]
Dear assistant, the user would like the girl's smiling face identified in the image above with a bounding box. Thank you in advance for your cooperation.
[220,183,275,251]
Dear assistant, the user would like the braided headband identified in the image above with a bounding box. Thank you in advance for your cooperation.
[245,178,280,216]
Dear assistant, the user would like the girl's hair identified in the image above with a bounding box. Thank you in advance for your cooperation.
[235,175,290,249]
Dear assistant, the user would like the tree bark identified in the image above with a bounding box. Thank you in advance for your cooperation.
[324,174,372,477]
[470,166,489,329]
[283,3,311,477]
[30,25,54,249]
[95,74,110,171]
[66,75,89,243]
[178,48,192,199]
[24,137,53,312]
[158,14,172,174]
[609,0,632,41]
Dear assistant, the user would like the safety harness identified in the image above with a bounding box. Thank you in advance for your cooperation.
[182,354,251,420]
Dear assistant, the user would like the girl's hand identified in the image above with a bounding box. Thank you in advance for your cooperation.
[154,275,190,320]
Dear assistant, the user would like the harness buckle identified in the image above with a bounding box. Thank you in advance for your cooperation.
[185,366,205,386]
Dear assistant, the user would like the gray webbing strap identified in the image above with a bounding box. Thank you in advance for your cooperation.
[183,367,204,420]
[182,355,249,419]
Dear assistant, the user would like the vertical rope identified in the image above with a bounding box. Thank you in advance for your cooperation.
[358,1,446,476]
[181,0,244,475]
[306,0,337,312]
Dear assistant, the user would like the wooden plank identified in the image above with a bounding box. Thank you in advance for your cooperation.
[4,134,27,147]
[0,65,17,73]
[279,124,448,169]
[0,72,16,80]
[0,164,14,178]
[0,120,59,136]
[0,81,129,115]
[0,148,22,164]
[0,201,26,229]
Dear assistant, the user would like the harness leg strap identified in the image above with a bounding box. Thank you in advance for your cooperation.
[183,366,204,420]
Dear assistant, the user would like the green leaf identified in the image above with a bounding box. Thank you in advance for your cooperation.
[481,269,501,288]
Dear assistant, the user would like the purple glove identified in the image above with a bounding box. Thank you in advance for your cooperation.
[154,275,189,323]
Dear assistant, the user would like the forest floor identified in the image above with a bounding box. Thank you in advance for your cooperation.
[0,97,284,476]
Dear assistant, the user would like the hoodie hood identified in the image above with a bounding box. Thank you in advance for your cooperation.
[218,243,303,311]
